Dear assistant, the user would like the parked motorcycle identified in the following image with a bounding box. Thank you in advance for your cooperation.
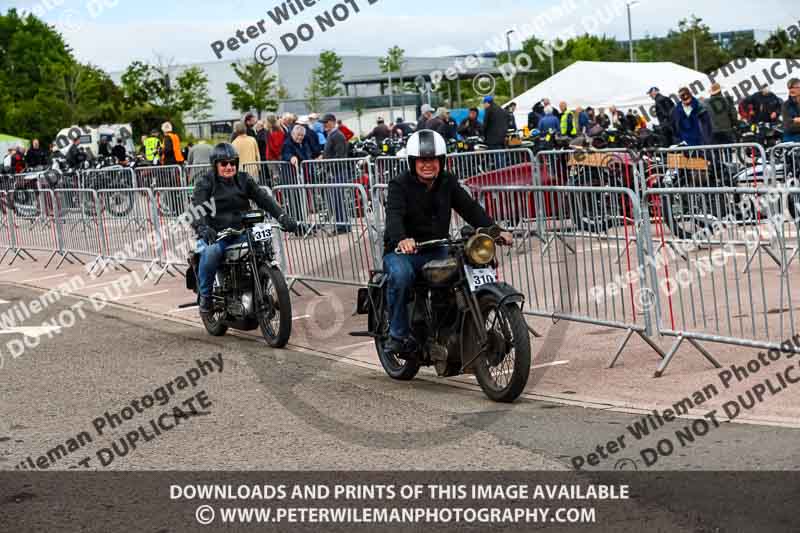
[187,210,292,347]
[356,226,532,403]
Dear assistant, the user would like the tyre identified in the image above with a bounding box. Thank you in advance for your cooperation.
[568,169,616,233]
[257,266,292,348]
[660,191,723,241]
[105,190,134,217]
[202,303,228,337]
[371,289,420,381]
[12,189,40,218]
[473,296,531,403]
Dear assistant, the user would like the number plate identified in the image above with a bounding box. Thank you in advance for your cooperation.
[464,265,496,292]
[252,223,273,242]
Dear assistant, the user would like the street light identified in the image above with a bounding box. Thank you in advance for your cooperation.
[506,29,515,99]
[626,1,640,63]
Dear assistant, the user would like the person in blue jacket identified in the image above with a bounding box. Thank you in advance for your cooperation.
[671,87,712,146]
[537,105,561,133]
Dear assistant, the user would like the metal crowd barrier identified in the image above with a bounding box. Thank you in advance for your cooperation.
[0,191,17,264]
[6,189,60,267]
[242,161,299,188]
[372,156,408,186]
[94,188,160,276]
[52,189,103,270]
[449,148,535,188]
[151,187,195,284]
[184,164,212,185]
[273,183,375,289]
[80,167,136,190]
[133,164,184,189]
[642,185,800,376]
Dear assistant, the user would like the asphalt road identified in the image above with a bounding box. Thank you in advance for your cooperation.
[2,284,800,531]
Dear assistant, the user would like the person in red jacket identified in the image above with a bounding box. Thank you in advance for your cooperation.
[266,115,285,161]
[337,120,354,141]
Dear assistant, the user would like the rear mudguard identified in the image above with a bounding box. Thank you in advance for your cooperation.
[459,282,524,369]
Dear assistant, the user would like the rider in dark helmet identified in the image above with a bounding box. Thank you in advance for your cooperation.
[382,130,513,358]
[191,143,297,315]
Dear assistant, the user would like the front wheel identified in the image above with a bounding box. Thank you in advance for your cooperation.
[473,296,531,403]
[257,266,292,348]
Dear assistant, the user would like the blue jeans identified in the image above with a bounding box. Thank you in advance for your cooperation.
[383,248,448,340]
[197,234,248,297]
[326,174,351,230]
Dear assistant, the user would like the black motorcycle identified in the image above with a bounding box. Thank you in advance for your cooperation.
[187,211,292,348]
[356,226,532,403]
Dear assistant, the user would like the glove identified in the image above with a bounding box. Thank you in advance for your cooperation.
[201,226,217,244]
[278,213,297,233]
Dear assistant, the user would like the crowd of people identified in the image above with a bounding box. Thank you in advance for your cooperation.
[522,77,800,147]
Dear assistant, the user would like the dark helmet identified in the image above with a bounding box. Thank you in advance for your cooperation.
[406,129,447,177]
[210,143,239,176]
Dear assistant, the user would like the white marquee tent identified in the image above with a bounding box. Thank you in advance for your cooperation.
[509,61,707,126]
[707,58,798,104]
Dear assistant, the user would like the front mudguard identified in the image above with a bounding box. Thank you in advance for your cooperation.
[459,282,524,369]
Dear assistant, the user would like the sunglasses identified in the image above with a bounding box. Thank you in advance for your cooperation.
[680,93,691,100]
[217,160,238,168]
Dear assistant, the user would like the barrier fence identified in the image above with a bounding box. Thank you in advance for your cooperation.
[1,146,798,377]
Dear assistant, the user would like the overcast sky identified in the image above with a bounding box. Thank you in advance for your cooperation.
[3,0,798,71]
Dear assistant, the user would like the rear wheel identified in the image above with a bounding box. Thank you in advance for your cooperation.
[473,296,531,403]
[257,266,292,348]
[372,290,420,381]
[660,191,724,240]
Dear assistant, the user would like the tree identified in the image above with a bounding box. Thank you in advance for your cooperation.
[379,45,405,73]
[662,16,727,72]
[305,72,322,113]
[311,50,344,97]
[120,58,212,122]
[225,61,279,118]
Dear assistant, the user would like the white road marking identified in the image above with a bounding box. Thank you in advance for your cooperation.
[20,273,66,284]
[334,340,375,351]
[0,325,63,337]
[79,279,130,291]
[292,314,311,321]
[531,360,570,370]
[0,299,9,304]
[0,268,21,276]
[115,290,169,301]
[173,305,199,312]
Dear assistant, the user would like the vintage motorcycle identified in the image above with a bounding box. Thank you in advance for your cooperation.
[356,226,532,403]
[186,210,292,348]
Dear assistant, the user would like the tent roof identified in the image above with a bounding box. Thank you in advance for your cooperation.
[510,61,707,115]
[709,58,796,101]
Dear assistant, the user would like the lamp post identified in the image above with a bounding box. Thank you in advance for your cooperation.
[506,29,515,99]
[626,1,640,62]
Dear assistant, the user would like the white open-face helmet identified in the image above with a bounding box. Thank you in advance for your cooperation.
[406,129,447,176]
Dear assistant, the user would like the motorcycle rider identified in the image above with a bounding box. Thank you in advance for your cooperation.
[65,137,86,169]
[744,87,783,124]
[457,108,482,138]
[382,130,513,357]
[191,143,297,315]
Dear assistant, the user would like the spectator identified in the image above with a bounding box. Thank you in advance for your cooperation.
[266,115,285,161]
[321,113,350,234]
[255,120,268,160]
[231,121,261,166]
[585,107,597,128]
[481,96,508,150]
[506,102,518,130]
[337,120,355,141]
[3,148,12,172]
[559,103,578,137]
[782,78,800,143]
[537,105,560,133]
[596,107,611,130]
[111,138,127,163]
[458,108,482,137]
[11,146,25,173]
[244,113,257,138]
[97,137,111,158]
[282,125,311,169]
[707,82,738,144]
[608,106,625,130]
[575,106,590,135]
[671,87,712,146]
[745,87,783,124]
[369,117,392,142]
[280,113,295,135]
[634,110,647,131]
[187,140,213,165]
[309,113,327,147]
[161,122,185,165]
[648,87,676,142]
[25,139,47,167]
[417,104,434,132]
[528,99,545,129]
[392,117,413,138]
[624,109,638,132]
[426,107,450,138]
[66,137,85,169]
[297,116,322,158]
[445,113,458,140]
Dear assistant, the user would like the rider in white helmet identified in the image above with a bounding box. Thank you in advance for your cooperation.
[382,129,513,357]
